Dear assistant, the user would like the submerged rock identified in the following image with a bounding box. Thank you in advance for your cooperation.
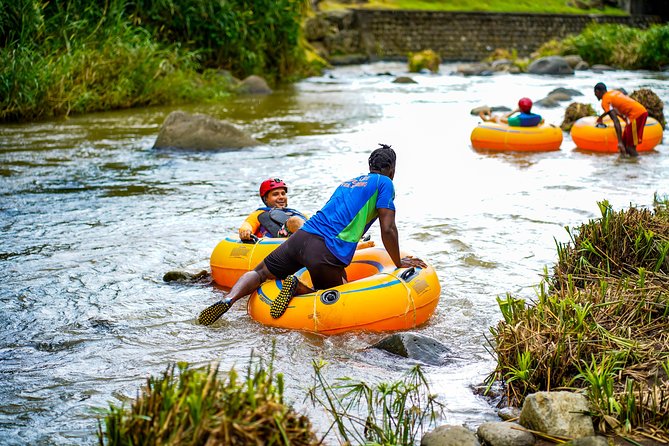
[163,270,210,283]
[370,332,452,365]
[153,111,260,150]
[528,56,574,75]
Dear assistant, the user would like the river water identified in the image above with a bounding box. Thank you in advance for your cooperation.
[1,62,668,445]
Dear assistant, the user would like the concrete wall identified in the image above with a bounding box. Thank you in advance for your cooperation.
[309,10,662,62]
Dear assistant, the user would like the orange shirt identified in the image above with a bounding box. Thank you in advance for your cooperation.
[601,90,647,120]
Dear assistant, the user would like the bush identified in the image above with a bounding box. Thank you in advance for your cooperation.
[98,356,318,445]
[488,199,669,440]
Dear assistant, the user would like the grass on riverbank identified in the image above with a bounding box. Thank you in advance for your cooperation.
[488,197,669,442]
[97,353,442,445]
[1,0,320,123]
[97,354,318,446]
[318,0,625,15]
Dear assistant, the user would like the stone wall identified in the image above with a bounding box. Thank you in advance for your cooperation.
[306,10,662,62]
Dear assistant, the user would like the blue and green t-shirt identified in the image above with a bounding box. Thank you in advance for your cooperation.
[508,112,542,127]
[302,173,395,265]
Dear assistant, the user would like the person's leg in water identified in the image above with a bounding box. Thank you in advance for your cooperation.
[197,262,276,325]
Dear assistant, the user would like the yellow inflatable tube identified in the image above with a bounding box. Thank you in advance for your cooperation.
[247,247,441,335]
[570,116,663,153]
[471,122,563,152]
[210,237,285,288]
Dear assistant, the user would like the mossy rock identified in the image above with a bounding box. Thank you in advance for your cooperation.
[408,49,440,73]
[561,102,596,131]
[630,88,666,129]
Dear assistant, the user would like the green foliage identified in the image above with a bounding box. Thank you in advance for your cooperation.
[489,199,669,439]
[637,24,669,70]
[560,22,669,70]
[1,0,314,122]
[308,360,444,445]
[97,354,317,446]
[408,49,440,73]
[124,0,309,81]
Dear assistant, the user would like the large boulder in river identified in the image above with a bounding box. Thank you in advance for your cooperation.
[519,391,595,439]
[370,332,452,365]
[238,75,272,94]
[528,56,574,75]
[153,111,260,150]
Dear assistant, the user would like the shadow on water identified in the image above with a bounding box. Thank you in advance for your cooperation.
[1,61,668,444]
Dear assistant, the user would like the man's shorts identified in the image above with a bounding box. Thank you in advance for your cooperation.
[622,112,648,147]
[263,229,347,290]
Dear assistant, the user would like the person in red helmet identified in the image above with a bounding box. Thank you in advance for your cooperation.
[479,97,544,127]
[238,178,308,241]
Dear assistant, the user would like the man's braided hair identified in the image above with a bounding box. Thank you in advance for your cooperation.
[368,143,396,172]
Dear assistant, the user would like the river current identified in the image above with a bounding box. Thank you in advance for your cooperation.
[1,62,668,444]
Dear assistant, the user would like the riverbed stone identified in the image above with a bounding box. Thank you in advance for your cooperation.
[370,332,452,365]
[238,75,272,94]
[520,391,595,439]
[498,406,521,421]
[565,436,609,446]
[456,63,493,76]
[528,56,574,75]
[393,76,417,84]
[477,421,535,446]
[163,270,210,283]
[153,111,260,150]
[421,424,480,446]
[591,64,615,72]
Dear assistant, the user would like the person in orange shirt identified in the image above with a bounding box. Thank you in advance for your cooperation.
[594,82,648,157]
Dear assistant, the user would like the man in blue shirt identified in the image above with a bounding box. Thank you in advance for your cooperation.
[198,144,427,325]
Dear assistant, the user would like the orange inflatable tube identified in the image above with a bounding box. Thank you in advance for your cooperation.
[471,122,563,152]
[570,116,663,153]
[210,237,285,288]
[247,247,441,335]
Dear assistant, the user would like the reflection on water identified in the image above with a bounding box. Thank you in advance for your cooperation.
[1,62,668,444]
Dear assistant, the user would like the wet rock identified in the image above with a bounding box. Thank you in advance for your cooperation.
[566,436,610,446]
[456,62,493,76]
[547,88,583,98]
[534,97,560,108]
[153,111,260,150]
[163,270,210,283]
[498,406,521,421]
[564,54,584,68]
[370,332,453,365]
[575,61,590,70]
[238,75,272,94]
[329,54,369,65]
[393,76,417,84]
[591,64,615,72]
[477,421,535,446]
[520,391,595,439]
[528,56,574,75]
[421,425,480,446]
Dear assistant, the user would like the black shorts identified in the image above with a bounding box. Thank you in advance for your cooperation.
[263,229,347,290]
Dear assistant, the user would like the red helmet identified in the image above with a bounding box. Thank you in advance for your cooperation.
[259,178,287,198]
[518,97,532,113]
